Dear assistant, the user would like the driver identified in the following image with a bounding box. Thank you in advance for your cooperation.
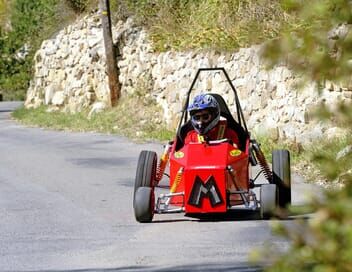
[184,93,240,146]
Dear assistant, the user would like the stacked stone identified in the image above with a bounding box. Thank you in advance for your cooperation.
[117,18,154,95]
[25,14,110,113]
[25,14,351,144]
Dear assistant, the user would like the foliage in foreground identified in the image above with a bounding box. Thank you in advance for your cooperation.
[13,94,174,142]
[264,0,352,84]
[255,0,352,271]
[259,183,352,272]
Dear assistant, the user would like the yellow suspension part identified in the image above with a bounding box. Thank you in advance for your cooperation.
[170,167,184,193]
[155,143,172,182]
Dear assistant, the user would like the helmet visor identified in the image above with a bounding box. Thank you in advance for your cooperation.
[191,112,212,123]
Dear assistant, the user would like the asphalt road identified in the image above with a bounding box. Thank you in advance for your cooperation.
[0,102,315,272]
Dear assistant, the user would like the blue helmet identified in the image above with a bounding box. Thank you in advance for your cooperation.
[187,94,220,135]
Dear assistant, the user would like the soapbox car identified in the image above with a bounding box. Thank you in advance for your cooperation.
[133,68,291,222]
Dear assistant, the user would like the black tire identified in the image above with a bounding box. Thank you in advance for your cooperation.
[260,184,277,219]
[134,187,154,223]
[272,149,291,208]
[134,150,157,199]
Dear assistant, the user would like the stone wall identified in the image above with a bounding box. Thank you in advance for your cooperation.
[25,14,351,144]
[25,14,109,112]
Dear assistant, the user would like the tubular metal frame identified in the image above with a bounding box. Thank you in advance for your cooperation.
[154,190,259,214]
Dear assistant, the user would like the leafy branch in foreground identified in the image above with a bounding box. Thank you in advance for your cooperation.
[264,0,352,84]
[254,0,352,271]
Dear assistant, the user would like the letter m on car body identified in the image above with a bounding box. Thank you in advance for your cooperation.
[184,168,227,213]
[188,176,223,207]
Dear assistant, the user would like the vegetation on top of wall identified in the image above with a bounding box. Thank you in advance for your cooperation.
[117,0,300,52]
[66,0,101,13]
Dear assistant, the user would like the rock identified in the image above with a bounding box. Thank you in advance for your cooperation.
[336,145,352,161]
[44,85,56,105]
[337,168,352,184]
[343,91,352,99]
[52,91,65,105]
[88,102,107,119]
[325,127,347,140]
[88,36,103,48]
[45,43,58,55]
[296,124,325,144]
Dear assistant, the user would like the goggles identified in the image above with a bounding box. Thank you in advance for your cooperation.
[192,112,212,122]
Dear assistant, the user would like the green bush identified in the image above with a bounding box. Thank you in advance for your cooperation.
[66,0,92,13]
[0,0,57,100]
[0,0,80,101]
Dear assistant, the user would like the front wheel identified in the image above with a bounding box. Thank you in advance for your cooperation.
[134,187,155,223]
[134,150,157,199]
[272,149,291,208]
[260,184,277,219]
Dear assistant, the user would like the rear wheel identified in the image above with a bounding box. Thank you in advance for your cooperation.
[272,149,291,208]
[260,184,277,219]
[134,187,154,223]
[134,150,157,199]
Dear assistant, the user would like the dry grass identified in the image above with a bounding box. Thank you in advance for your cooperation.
[119,0,297,52]
[13,94,174,142]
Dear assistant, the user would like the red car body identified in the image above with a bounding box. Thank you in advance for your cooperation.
[169,140,250,213]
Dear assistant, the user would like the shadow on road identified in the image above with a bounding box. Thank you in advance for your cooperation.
[68,157,132,168]
[38,262,265,272]
[186,209,261,221]
[151,204,312,223]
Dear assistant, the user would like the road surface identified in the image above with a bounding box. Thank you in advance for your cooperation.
[0,102,315,271]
